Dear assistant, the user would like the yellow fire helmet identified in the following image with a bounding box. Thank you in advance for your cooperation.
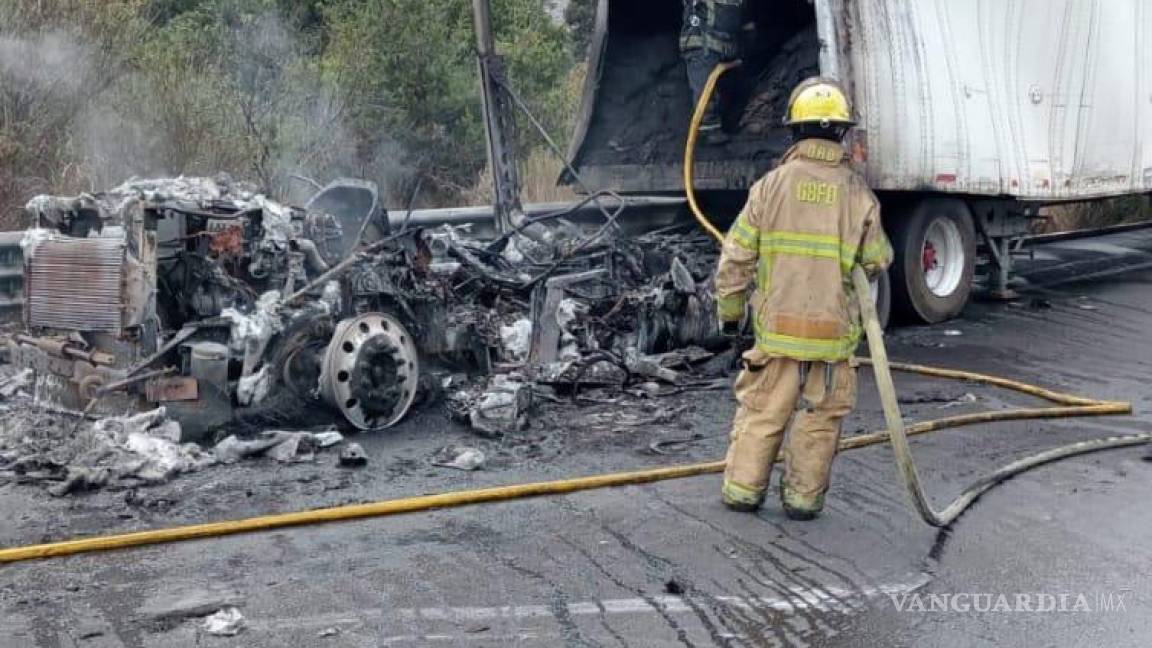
[784,77,856,127]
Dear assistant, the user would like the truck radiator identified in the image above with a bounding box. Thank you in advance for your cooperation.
[25,237,126,332]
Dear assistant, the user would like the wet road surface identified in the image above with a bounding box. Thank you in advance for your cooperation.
[1,232,1151,647]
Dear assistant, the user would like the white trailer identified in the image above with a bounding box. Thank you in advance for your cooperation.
[567,0,1152,322]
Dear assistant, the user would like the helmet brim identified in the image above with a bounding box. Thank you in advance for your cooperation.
[783,117,858,127]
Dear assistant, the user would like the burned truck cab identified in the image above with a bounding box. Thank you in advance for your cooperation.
[8,177,435,440]
[13,191,161,416]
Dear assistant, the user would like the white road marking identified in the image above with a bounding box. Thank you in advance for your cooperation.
[250,574,932,642]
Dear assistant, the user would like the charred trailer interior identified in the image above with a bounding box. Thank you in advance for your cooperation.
[567,0,820,194]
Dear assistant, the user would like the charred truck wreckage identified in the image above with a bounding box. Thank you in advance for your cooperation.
[8,177,722,443]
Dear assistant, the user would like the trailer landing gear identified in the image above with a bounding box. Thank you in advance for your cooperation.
[971,201,1038,302]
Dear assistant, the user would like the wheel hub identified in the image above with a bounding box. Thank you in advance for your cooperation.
[921,217,966,298]
[922,241,938,272]
[319,313,419,430]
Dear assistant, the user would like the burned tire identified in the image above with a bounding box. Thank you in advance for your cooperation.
[231,315,335,431]
[889,198,976,323]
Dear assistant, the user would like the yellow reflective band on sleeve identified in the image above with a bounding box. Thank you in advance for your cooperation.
[728,215,759,251]
[717,293,746,322]
[722,479,765,506]
[756,256,770,291]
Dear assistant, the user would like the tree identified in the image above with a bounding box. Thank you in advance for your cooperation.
[322,0,575,200]
[0,0,581,223]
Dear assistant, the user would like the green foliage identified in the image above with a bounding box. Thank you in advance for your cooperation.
[323,0,576,193]
[564,0,598,57]
[0,0,589,222]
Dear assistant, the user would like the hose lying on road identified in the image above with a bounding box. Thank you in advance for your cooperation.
[0,65,1144,565]
[0,360,1135,564]
[851,265,1147,527]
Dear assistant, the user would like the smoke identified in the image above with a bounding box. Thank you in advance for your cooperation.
[177,9,412,205]
[0,30,92,90]
[217,11,412,204]
[0,9,413,217]
[0,27,108,225]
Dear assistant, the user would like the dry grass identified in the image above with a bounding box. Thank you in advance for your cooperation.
[519,147,578,203]
[464,147,578,207]
[1036,196,1151,234]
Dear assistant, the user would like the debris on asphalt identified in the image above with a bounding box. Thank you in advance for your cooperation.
[262,431,319,463]
[939,393,979,409]
[138,587,246,622]
[0,407,217,496]
[431,445,487,471]
[0,401,357,495]
[212,435,288,465]
[213,430,334,464]
[0,368,31,399]
[338,443,369,468]
[202,607,246,636]
[648,433,718,455]
[467,376,532,436]
[313,431,345,448]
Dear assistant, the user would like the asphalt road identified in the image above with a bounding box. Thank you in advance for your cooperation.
[2,231,1151,647]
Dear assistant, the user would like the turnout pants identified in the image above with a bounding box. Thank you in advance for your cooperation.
[683,48,721,128]
[722,352,857,512]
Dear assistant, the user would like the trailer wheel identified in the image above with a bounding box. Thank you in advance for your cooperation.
[889,199,976,323]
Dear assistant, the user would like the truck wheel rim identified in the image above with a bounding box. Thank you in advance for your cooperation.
[319,313,419,430]
[922,218,965,297]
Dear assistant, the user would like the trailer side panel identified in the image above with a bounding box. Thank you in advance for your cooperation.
[850,0,1151,200]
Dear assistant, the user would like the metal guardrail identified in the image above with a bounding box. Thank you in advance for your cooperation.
[0,230,24,310]
[1021,219,1152,246]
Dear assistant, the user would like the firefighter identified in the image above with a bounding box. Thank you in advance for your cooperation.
[714,77,893,520]
[680,0,744,139]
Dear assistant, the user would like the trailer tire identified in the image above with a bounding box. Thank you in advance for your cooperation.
[889,198,976,323]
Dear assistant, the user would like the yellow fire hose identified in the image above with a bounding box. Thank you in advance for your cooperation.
[684,60,743,241]
[0,64,1143,564]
